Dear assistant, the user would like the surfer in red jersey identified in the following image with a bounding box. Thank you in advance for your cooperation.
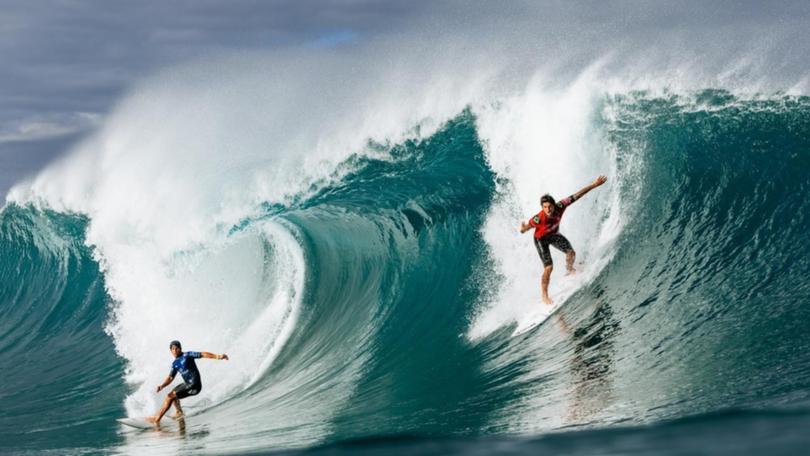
[520,175,607,304]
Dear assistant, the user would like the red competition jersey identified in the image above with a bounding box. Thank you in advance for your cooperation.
[528,195,576,239]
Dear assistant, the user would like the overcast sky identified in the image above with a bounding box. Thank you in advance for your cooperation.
[1,0,808,197]
[0,0,437,195]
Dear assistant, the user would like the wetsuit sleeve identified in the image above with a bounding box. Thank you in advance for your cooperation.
[186,351,202,359]
[528,213,540,227]
[559,195,576,208]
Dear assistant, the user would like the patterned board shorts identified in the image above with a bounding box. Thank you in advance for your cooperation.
[173,382,201,399]
[533,233,573,267]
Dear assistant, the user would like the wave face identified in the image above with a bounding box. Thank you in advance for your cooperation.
[2,91,810,455]
[0,208,126,451]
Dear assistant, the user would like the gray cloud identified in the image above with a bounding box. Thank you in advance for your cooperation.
[0,0,429,117]
[0,0,434,196]
[0,112,99,143]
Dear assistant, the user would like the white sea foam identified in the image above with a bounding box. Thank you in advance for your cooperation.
[467,67,627,339]
[110,220,305,417]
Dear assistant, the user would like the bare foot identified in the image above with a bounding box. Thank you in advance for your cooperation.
[146,416,159,424]
[542,295,553,305]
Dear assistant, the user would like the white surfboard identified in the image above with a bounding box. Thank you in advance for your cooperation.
[117,417,180,430]
[511,271,583,336]
[512,305,556,336]
[117,417,155,429]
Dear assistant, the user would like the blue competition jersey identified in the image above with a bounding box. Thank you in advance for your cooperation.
[169,351,202,386]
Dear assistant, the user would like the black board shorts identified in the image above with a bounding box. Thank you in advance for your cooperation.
[534,233,573,267]
[173,382,201,399]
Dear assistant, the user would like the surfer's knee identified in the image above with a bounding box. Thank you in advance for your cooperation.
[543,265,553,274]
[167,391,177,399]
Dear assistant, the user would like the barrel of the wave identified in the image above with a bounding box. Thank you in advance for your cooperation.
[222,112,505,443]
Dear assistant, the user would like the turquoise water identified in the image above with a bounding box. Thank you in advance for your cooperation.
[2,91,810,454]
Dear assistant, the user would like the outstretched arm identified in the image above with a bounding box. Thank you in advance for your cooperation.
[200,351,229,360]
[571,175,607,201]
[520,221,532,233]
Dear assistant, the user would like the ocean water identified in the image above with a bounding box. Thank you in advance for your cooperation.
[2,60,809,456]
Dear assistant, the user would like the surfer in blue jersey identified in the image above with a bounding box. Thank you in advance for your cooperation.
[147,340,229,424]
[520,175,607,304]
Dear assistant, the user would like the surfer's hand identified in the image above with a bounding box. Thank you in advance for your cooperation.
[219,354,229,360]
[156,385,163,393]
[593,175,607,187]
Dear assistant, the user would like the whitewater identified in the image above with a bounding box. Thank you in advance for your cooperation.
[2,7,810,455]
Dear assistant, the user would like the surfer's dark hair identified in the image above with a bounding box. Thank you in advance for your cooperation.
[170,340,182,350]
[540,194,556,206]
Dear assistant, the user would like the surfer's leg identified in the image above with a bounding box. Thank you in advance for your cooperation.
[549,234,576,274]
[149,391,177,424]
[542,265,553,304]
[565,250,576,274]
[534,237,554,304]
[172,397,184,418]
[170,383,199,418]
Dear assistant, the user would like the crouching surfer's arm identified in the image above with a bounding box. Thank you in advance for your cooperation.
[520,221,532,233]
[200,352,229,360]
[156,375,174,393]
